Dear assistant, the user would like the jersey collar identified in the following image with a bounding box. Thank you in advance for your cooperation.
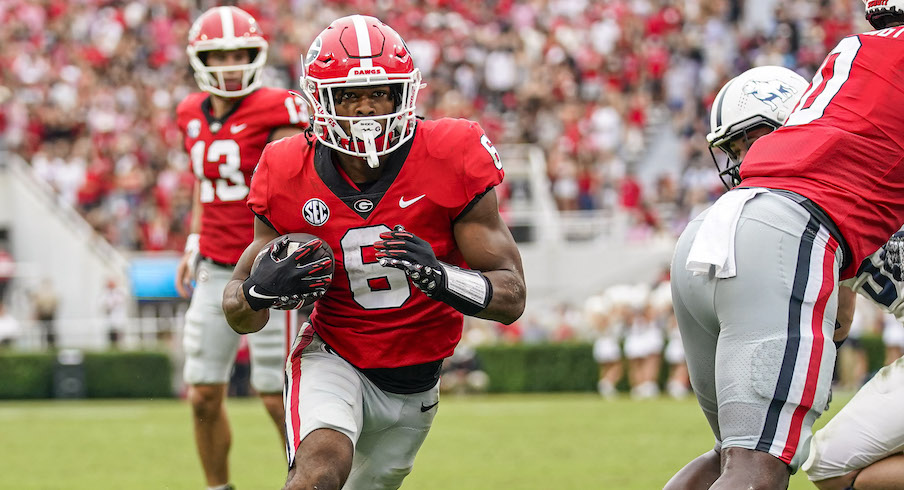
[200,91,253,133]
[313,123,417,220]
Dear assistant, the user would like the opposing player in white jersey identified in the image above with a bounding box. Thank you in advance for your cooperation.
[174,7,306,489]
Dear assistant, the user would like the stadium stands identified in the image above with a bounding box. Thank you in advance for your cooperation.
[0,0,868,251]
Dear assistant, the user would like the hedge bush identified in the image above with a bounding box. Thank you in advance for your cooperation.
[476,334,890,394]
[860,334,886,375]
[475,343,598,393]
[0,352,56,399]
[0,335,890,398]
[0,351,173,399]
[83,352,173,398]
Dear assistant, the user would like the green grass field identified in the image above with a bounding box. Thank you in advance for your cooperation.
[0,392,852,489]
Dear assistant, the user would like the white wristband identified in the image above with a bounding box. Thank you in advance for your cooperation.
[184,233,200,253]
[441,263,489,306]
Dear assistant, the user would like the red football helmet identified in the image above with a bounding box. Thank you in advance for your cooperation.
[864,0,904,29]
[186,6,268,98]
[301,15,423,168]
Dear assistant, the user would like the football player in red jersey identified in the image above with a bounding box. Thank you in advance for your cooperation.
[174,6,307,490]
[667,2,904,488]
[222,15,526,490]
[799,8,904,490]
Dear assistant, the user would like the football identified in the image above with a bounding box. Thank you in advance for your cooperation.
[251,232,335,280]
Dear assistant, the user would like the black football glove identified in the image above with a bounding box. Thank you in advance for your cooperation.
[242,236,332,311]
[880,231,904,281]
[373,225,492,316]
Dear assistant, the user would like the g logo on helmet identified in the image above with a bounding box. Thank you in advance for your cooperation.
[305,36,323,68]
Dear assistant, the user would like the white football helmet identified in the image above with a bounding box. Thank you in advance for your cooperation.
[864,0,904,29]
[707,65,809,188]
[186,6,268,98]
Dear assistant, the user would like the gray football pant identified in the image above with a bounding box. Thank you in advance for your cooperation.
[670,192,839,472]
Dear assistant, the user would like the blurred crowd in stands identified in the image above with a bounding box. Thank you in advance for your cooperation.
[0,0,869,251]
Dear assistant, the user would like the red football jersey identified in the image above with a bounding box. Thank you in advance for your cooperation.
[176,87,307,264]
[248,118,505,368]
[741,28,904,279]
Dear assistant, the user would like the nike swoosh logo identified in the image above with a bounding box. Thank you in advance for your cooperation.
[230,123,248,134]
[247,285,279,300]
[420,401,439,412]
[399,194,426,208]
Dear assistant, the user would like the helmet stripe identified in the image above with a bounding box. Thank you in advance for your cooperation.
[219,6,235,40]
[714,77,737,128]
[351,15,373,68]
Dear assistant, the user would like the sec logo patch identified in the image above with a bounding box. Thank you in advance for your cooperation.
[303,198,330,226]
[187,119,201,138]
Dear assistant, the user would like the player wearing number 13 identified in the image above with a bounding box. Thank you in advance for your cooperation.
[666,4,904,489]
[174,6,307,490]
[222,15,525,490]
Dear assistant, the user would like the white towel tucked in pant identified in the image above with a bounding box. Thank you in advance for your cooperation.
[686,188,768,278]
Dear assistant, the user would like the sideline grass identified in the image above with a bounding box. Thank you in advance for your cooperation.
[0,393,850,489]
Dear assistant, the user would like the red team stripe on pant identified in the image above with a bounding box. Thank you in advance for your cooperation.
[757,218,837,464]
[284,324,313,465]
[289,352,302,459]
[780,234,837,462]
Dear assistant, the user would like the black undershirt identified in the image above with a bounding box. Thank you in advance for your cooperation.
[321,339,442,394]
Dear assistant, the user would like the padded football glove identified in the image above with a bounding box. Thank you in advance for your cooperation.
[880,231,904,281]
[373,225,492,316]
[242,236,332,311]
[846,230,904,320]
